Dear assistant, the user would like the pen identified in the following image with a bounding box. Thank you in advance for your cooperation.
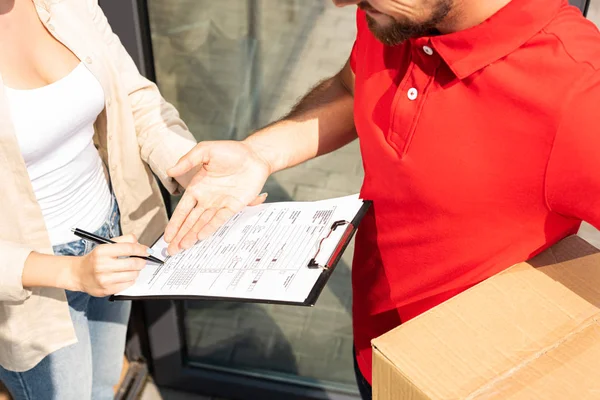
[71,228,164,264]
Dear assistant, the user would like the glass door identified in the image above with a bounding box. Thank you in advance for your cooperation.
[142,1,362,399]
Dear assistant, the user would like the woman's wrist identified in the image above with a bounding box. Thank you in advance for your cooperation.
[56,256,80,292]
[22,252,81,291]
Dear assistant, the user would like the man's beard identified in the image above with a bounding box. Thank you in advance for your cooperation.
[360,1,452,46]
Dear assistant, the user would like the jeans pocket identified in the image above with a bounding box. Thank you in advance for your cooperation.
[84,240,94,255]
[53,194,122,256]
[54,239,88,257]
[107,198,122,239]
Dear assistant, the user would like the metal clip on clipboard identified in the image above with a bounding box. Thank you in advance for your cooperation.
[307,219,354,270]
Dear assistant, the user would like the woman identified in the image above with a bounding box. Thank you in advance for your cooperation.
[0,0,197,398]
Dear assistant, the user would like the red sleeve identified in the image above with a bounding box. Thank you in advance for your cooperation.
[350,9,367,73]
[545,70,600,228]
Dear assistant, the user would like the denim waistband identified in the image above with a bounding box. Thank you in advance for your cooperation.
[53,195,121,257]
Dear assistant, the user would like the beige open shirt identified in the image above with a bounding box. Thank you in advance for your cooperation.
[0,0,197,371]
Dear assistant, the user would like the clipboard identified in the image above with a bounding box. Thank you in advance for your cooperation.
[302,200,371,305]
[111,199,371,307]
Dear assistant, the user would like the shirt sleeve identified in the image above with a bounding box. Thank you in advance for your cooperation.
[0,241,33,302]
[545,70,600,228]
[86,0,197,195]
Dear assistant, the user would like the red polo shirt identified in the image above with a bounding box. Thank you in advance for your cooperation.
[350,0,600,383]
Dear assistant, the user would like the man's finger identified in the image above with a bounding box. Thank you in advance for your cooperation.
[167,143,210,177]
[170,206,206,251]
[166,240,181,256]
[197,197,243,241]
[197,207,236,242]
[180,208,218,249]
[164,193,197,243]
[248,192,268,206]
[193,208,220,242]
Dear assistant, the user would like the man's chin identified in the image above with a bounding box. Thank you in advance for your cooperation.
[366,16,411,46]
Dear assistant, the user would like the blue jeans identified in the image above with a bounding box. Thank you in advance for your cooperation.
[0,197,131,400]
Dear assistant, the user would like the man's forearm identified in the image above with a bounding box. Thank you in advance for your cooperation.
[243,69,356,174]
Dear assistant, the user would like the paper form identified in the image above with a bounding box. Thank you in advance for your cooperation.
[116,194,365,303]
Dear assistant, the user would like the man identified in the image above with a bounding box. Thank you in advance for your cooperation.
[164,0,600,398]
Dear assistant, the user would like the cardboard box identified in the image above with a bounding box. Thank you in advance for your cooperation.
[372,235,600,400]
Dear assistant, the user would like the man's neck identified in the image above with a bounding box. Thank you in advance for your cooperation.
[437,0,512,34]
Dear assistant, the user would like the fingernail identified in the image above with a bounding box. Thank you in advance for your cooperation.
[147,248,154,254]
[260,192,268,197]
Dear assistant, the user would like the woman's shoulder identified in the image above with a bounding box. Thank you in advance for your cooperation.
[38,0,98,14]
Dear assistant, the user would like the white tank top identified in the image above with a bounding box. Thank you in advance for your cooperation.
[5,62,113,245]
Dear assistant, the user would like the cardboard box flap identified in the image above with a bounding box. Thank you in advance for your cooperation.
[372,236,600,400]
[470,320,600,399]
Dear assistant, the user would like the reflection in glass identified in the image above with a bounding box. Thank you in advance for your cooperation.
[148,0,361,392]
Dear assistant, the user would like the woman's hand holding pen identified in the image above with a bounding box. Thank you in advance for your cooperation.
[22,234,152,297]
[68,234,151,297]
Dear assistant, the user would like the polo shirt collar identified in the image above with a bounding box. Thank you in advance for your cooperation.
[426,0,566,80]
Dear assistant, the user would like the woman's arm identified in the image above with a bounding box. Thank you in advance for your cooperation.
[21,252,75,293]
[86,0,197,193]
[0,240,75,302]
[19,235,151,299]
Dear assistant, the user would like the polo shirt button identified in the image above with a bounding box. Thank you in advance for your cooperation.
[85,56,93,64]
[407,88,418,100]
[423,45,433,56]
